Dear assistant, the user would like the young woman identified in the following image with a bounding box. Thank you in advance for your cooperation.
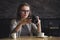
[10,3,41,38]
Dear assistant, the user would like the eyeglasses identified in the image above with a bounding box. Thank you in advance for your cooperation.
[20,10,30,13]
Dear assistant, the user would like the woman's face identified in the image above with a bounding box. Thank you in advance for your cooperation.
[20,6,30,19]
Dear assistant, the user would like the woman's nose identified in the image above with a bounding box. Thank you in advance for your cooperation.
[24,11,28,14]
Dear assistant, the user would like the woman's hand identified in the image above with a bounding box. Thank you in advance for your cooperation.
[19,18,32,25]
[12,18,32,32]
[36,16,41,32]
[36,16,40,25]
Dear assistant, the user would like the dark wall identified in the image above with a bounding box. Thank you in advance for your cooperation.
[0,0,60,38]
[0,0,17,18]
[0,19,11,38]
[0,0,60,18]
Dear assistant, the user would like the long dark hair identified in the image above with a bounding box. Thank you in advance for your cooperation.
[17,3,31,20]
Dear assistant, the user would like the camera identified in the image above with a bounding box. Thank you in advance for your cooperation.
[28,15,38,24]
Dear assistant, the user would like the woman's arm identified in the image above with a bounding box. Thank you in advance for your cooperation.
[10,19,17,33]
[11,18,32,33]
[31,16,42,36]
[10,19,22,33]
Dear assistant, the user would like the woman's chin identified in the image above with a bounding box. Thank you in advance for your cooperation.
[22,17,27,19]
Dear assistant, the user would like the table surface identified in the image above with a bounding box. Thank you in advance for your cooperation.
[0,36,60,40]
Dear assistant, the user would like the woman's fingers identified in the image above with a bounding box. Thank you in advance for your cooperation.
[20,18,32,25]
[36,16,40,23]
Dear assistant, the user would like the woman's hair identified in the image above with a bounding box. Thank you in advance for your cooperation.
[17,3,31,20]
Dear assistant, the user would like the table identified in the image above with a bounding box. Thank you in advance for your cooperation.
[0,36,60,40]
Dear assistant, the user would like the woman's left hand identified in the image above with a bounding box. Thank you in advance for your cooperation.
[36,16,41,32]
[36,16,40,25]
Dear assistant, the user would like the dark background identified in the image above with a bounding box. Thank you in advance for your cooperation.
[0,0,60,18]
[0,0,60,38]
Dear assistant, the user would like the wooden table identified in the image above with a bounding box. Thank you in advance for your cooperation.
[0,36,60,40]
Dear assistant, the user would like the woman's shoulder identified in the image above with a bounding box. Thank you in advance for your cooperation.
[11,19,16,22]
[11,19,17,24]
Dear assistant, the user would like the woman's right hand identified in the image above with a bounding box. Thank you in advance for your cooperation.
[19,18,32,25]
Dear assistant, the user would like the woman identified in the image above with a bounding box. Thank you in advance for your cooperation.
[10,3,41,38]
